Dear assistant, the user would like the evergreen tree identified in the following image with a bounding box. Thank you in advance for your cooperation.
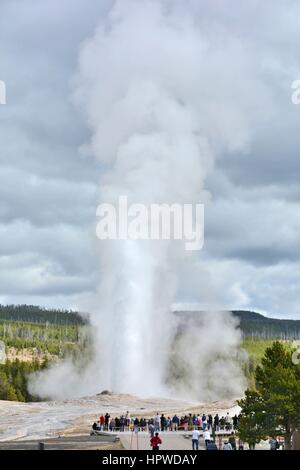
[238,341,300,449]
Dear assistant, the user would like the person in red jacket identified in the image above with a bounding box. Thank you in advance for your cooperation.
[99,415,105,430]
[150,432,162,450]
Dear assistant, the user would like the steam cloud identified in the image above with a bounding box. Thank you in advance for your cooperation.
[29,0,257,400]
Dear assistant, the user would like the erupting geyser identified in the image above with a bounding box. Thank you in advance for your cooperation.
[30,0,250,400]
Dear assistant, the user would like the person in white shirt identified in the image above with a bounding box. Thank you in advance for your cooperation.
[191,429,200,450]
[203,429,211,448]
[225,412,232,430]
[154,413,160,431]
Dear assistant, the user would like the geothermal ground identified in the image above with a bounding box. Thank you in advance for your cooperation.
[0,393,239,443]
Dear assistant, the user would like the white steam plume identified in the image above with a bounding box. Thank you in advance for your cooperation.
[169,310,246,401]
[29,0,261,400]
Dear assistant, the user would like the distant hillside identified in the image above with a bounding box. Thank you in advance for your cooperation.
[0,305,86,325]
[174,310,300,340]
[232,310,300,339]
[1,305,300,340]
[0,305,90,362]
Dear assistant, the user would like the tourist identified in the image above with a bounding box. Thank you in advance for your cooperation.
[225,412,232,431]
[150,432,162,450]
[92,422,98,431]
[214,414,220,431]
[219,416,226,430]
[148,418,154,433]
[223,440,233,450]
[206,441,218,450]
[196,415,202,429]
[134,417,139,432]
[191,428,200,450]
[140,418,147,431]
[249,441,256,450]
[172,414,179,431]
[183,416,188,431]
[269,437,278,450]
[125,411,130,429]
[160,414,166,431]
[99,414,105,431]
[104,413,110,431]
[232,414,239,429]
[203,428,211,448]
[229,432,236,450]
[154,413,160,431]
[109,418,115,431]
[91,421,101,435]
[149,422,155,437]
[238,438,244,450]
[119,415,125,432]
[165,417,171,431]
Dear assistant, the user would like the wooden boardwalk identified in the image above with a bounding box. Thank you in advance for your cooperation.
[119,431,207,450]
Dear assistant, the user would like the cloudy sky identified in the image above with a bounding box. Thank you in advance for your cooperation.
[0,0,299,318]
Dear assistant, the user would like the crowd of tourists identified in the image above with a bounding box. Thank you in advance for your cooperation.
[91,411,244,450]
[91,411,240,433]
[91,411,284,450]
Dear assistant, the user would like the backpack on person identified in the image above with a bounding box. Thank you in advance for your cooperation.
[206,441,218,450]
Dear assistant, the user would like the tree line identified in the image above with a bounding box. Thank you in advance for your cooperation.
[0,320,87,355]
[175,310,300,340]
[0,359,47,402]
[0,304,87,325]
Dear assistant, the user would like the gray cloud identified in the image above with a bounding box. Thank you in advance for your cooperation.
[0,0,299,317]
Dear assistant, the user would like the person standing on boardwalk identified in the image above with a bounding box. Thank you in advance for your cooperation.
[150,432,162,450]
[172,414,179,431]
[160,414,166,431]
[154,413,160,431]
[191,428,200,450]
[149,422,155,438]
[203,428,211,448]
[223,440,233,450]
[104,413,110,431]
[99,415,105,430]
[214,414,220,431]
[229,432,236,450]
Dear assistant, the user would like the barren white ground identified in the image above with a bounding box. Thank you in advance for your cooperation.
[0,394,240,442]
